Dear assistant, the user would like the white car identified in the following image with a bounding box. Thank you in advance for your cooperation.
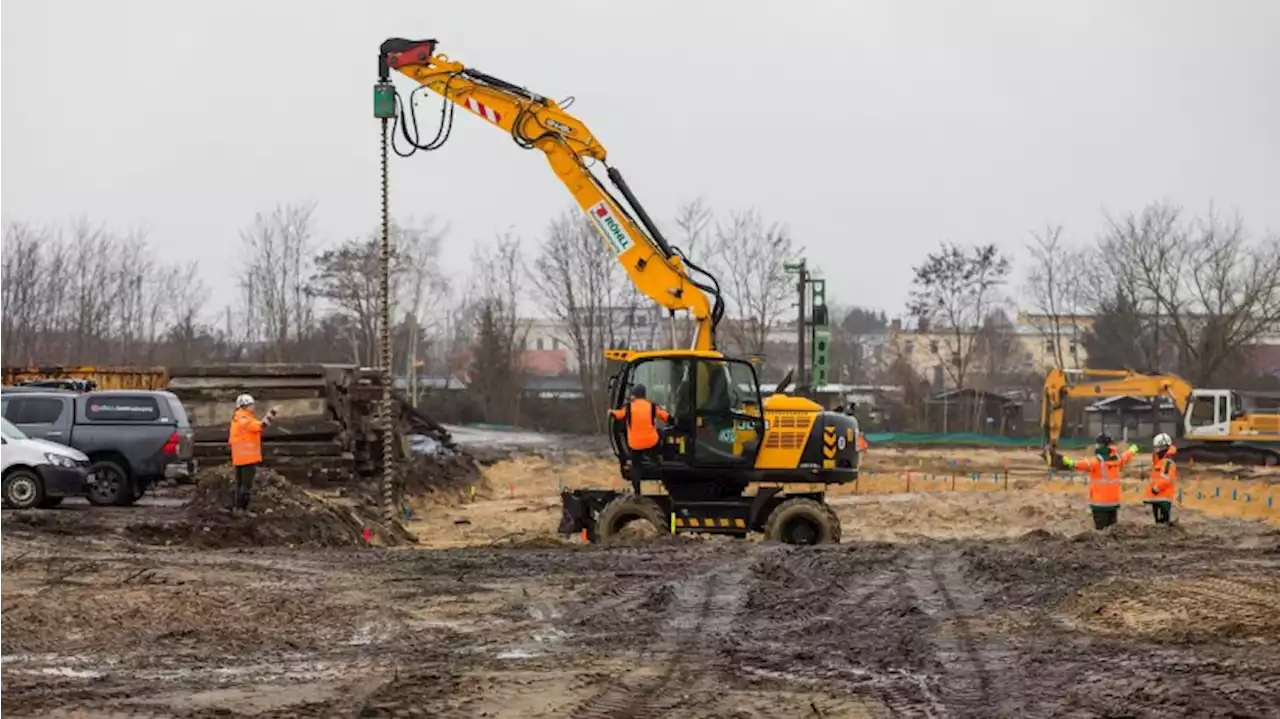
[2,417,92,509]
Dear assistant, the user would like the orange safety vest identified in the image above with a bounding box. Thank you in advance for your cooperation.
[1145,449,1177,502]
[610,398,670,451]
[1072,445,1136,508]
[229,408,264,466]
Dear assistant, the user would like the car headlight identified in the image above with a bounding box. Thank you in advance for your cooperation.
[44,453,78,468]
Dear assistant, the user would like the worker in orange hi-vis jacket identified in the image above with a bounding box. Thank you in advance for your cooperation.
[1144,433,1178,525]
[1054,433,1139,530]
[609,384,670,494]
[228,394,279,512]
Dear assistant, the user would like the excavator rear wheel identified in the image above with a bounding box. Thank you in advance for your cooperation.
[763,498,842,546]
[593,495,667,543]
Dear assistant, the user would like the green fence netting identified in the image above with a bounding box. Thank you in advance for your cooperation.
[863,433,1093,450]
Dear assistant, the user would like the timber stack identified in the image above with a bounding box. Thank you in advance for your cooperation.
[168,364,462,487]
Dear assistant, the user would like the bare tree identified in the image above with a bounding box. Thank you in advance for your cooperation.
[237,202,318,361]
[906,242,1012,391]
[468,232,528,424]
[394,217,450,396]
[709,208,797,357]
[971,308,1025,389]
[669,198,715,349]
[1,222,51,364]
[534,209,634,428]
[162,262,211,366]
[1022,224,1088,369]
[310,235,390,365]
[1094,202,1280,385]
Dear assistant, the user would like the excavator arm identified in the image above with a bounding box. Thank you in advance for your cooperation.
[1041,367,1194,452]
[377,39,722,351]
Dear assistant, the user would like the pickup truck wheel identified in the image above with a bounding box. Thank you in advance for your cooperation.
[87,460,134,507]
[3,469,46,510]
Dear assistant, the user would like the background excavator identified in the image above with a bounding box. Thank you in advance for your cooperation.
[1042,367,1280,466]
[378,38,861,544]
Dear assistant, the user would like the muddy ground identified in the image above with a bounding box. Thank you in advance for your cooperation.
[4,442,1280,717]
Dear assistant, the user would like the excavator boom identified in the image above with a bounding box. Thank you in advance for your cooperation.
[1041,368,1193,451]
[378,39,721,351]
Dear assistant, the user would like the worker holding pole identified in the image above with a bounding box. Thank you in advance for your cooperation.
[1143,433,1178,525]
[1052,433,1139,530]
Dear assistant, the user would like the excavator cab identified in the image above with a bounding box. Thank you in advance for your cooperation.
[607,351,766,478]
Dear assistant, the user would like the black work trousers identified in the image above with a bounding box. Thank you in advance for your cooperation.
[1091,506,1118,530]
[629,447,656,495]
[234,463,258,511]
[1147,500,1173,524]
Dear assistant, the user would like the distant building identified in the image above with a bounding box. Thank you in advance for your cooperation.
[883,312,1094,390]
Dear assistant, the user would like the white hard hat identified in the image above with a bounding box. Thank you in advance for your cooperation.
[235,393,255,408]
[1153,432,1172,448]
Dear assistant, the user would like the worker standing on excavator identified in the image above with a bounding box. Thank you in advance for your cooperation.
[609,384,670,494]
[1054,433,1139,530]
[1144,433,1178,525]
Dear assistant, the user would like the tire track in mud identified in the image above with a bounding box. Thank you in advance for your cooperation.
[902,547,996,716]
[555,556,755,719]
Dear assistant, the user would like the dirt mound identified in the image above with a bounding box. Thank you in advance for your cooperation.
[128,466,411,549]
[401,452,482,499]
[1058,573,1280,643]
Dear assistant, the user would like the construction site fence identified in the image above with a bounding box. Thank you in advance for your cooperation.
[863,432,1089,449]
[846,466,1280,525]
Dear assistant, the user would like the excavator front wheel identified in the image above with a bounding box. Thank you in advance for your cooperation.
[593,495,667,543]
[763,498,842,546]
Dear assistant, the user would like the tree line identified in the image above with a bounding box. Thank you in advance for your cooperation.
[3,198,1277,432]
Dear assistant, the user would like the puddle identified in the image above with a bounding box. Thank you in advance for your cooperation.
[496,648,540,660]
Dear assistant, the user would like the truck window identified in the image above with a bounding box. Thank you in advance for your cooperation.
[9,397,67,425]
[166,395,191,428]
[84,395,161,422]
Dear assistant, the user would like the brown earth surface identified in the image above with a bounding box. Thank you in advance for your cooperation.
[4,446,1280,717]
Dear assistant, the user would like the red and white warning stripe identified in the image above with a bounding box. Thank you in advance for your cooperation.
[465,96,502,125]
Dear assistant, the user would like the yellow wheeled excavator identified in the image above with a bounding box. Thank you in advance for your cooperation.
[1042,367,1280,466]
[377,38,860,544]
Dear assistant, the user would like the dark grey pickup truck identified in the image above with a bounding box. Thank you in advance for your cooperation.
[0,389,196,505]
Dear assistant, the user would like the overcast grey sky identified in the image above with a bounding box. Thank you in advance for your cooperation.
[4,0,1277,318]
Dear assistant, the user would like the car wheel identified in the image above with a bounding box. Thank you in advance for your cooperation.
[2,469,46,510]
[87,460,134,507]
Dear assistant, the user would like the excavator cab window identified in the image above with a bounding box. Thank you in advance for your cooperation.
[690,358,765,468]
[612,356,764,469]
[613,357,694,464]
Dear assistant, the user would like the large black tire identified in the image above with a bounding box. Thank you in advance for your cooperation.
[593,495,667,543]
[2,469,46,510]
[763,498,842,546]
[87,460,135,507]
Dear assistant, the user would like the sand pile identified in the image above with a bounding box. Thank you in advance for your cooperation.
[129,466,412,549]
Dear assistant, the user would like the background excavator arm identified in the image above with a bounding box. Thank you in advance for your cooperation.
[378,39,724,351]
[1041,367,1194,451]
